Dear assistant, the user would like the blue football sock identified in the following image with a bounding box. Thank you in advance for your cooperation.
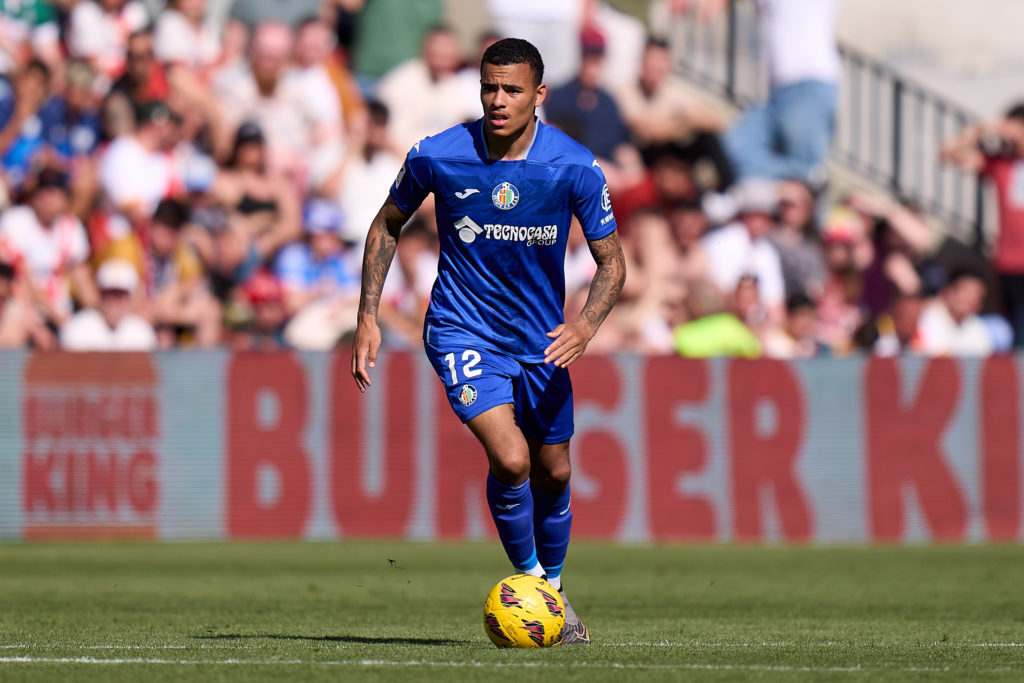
[532,482,572,581]
[486,473,540,573]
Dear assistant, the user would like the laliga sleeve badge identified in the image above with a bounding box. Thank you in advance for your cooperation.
[458,384,478,406]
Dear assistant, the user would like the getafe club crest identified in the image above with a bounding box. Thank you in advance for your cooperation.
[492,182,519,210]
[458,384,478,406]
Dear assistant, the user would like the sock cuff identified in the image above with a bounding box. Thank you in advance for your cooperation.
[487,472,530,493]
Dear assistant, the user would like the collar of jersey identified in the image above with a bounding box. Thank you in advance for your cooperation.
[478,117,540,162]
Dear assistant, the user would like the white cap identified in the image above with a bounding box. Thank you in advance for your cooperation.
[96,259,139,293]
[734,179,779,214]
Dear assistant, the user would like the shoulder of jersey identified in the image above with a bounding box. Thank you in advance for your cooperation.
[534,122,603,171]
[406,121,479,162]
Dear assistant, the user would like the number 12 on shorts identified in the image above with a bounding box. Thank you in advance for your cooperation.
[444,350,482,384]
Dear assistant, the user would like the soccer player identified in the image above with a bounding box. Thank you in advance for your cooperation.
[351,38,625,645]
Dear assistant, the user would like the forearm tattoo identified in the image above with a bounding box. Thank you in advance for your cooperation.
[358,197,408,318]
[580,231,627,332]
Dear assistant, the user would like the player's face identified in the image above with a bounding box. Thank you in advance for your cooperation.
[480,63,545,139]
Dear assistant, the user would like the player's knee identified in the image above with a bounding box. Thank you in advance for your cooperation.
[532,460,571,493]
[489,449,531,484]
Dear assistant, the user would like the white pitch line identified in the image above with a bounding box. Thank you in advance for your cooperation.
[0,656,1018,674]
[972,643,1024,647]
[0,644,260,651]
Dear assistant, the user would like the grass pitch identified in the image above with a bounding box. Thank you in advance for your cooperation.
[1,542,1022,681]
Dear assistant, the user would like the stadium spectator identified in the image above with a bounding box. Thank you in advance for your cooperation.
[155,0,223,73]
[237,267,288,349]
[0,58,59,194]
[0,168,98,329]
[110,29,172,110]
[96,100,182,246]
[915,268,993,356]
[544,28,643,191]
[59,258,157,350]
[768,179,826,299]
[146,198,221,348]
[208,120,301,271]
[583,0,646,90]
[672,278,761,358]
[721,0,842,185]
[815,205,868,352]
[941,103,1024,347]
[0,1,61,79]
[701,179,785,326]
[51,61,104,164]
[213,20,344,190]
[763,292,822,358]
[275,198,359,350]
[849,191,991,319]
[324,99,402,247]
[614,37,731,190]
[294,16,365,138]
[857,291,924,357]
[0,261,46,348]
[67,0,150,86]
[375,25,476,153]
[613,141,699,234]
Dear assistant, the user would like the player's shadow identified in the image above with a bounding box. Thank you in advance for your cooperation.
[194,634,472,646]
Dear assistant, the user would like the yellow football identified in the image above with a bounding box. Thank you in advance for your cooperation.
[482,574,565,648]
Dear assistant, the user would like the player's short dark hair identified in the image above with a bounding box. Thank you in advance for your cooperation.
[1006,102,1024,124]
[0,262,13,281]
[481,38,544,87]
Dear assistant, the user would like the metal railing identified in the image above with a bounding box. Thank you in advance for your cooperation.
[667,2,986,245]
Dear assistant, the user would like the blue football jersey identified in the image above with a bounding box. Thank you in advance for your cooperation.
[390,119,617,362]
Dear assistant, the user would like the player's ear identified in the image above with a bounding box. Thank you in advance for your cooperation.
[533,83,547,108]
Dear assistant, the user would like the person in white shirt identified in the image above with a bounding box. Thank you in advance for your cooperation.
[0,168,98,327]
[701,179,786,324]
[67,0,149,85]
[723,0,842,184]
[60,259,157,351]
[916,269,994,356]
[212,20,344,190]
[323,100,402,248]
[98,100,181,241]
[374,25,478,153]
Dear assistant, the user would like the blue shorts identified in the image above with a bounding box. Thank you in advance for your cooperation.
[424,342,574,444]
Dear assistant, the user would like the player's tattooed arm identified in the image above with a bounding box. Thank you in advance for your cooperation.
[580,231,627,332]
[352,196,410,392]
[358,196,408,318]
[544,231,626,368]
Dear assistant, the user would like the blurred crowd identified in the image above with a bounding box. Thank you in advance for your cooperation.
[0,0,1017,357]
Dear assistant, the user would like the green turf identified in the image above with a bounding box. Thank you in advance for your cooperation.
[0,542,1022,681]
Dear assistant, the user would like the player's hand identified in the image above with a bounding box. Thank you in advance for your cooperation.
[351,316,382,393]
[543,319,595,368]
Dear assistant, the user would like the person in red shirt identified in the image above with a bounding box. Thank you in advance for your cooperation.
[942,103,1024,345]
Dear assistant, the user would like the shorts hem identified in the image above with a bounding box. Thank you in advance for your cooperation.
[458,398,513,423]
[522,429,574,445]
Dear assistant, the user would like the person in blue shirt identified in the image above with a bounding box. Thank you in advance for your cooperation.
[352,38,626,645]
